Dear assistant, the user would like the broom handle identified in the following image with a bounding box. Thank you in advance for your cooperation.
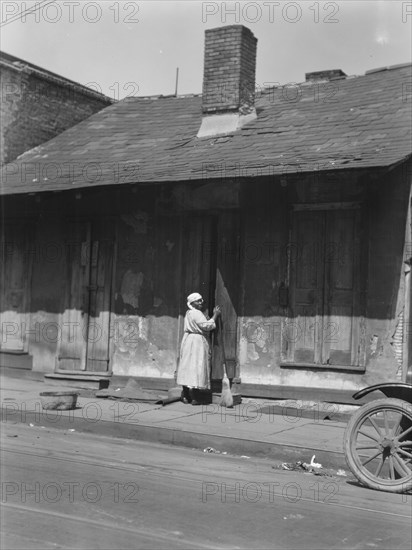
[218,316,228,378]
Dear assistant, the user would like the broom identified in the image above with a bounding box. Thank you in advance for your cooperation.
[218,316,234,408]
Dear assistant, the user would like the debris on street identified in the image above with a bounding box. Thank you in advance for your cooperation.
[279,461,306,471]
[283,514,304,520]
[274,459,333,476]
[309,455,322,469]
[203,447,227,454]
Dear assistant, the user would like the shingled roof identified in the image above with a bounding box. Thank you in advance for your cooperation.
[1,63,411,196]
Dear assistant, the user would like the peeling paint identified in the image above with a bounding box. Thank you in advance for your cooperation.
[370,335,379,355]
[111,313,176,377]
[120,270,144,309]
[390,309,404,373]
[247,343,260,361]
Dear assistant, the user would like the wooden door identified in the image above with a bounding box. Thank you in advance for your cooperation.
[180,216,217,316]
[178,214,239,380]
[322,210,361,365]
[58,222,91,371]
[213,214,240,378]
[85,221,114,372]
[0,224,30,352]
[57,221,114,372]
[179,215,217,376]
[285,208,362,366]
[285,212,324,364]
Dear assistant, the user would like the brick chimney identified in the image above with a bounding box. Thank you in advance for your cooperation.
[197,25,257,138]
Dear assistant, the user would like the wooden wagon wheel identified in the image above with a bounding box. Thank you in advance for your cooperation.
[344,398,412,493]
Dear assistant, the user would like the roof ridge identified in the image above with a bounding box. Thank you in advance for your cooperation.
[365,62,412,74]
[125,93,202,101]
[0,50,113,103]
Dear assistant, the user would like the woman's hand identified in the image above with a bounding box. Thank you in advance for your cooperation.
[212,305,221,318]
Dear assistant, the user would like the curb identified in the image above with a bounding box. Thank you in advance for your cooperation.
[1,406,348,470]
[257,404,354,424]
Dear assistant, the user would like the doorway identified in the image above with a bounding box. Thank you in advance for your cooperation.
[284,207,364,367]
[179,214,240,379]
[57,220,115,373]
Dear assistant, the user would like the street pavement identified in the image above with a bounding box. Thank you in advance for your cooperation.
[0,371,361,470]
[1,422,411,550]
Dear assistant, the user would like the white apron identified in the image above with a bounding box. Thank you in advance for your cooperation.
[177,309,216,389]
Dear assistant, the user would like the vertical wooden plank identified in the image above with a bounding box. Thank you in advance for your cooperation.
[108,224,118,374]
[403,187,412,382]
[200,217,217,314]
[314,212,326,364]
[0,224,29,352]
[351,209,362,366]
[322,210,360,365]
[214,212,240,378]
[287,211,323,364]
[180,215,218,380]
[86,221,114,372]
[180,216,215,312]
[57,222,91,371]
[175,216,185,375]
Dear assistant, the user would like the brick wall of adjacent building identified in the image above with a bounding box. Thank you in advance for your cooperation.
[0,56,112,165]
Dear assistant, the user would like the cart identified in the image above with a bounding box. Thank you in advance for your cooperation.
[344,382,412,493]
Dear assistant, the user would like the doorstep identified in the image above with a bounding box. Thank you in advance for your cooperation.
[44,373,110,390]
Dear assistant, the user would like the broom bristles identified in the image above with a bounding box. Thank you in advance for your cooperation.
[220,370,233,408]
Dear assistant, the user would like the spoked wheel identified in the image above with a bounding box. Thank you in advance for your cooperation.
[344,398,412,493]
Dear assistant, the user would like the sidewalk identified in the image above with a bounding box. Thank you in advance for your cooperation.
[0,370,361,471]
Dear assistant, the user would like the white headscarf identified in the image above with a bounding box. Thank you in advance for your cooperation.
[187,292,202,310]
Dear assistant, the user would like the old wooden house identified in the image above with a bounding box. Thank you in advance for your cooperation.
[1,25,411,399]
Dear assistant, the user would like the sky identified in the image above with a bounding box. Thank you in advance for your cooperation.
[1,0,411,100]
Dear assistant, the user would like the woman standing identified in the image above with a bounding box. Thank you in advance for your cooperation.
[177,292,221,405]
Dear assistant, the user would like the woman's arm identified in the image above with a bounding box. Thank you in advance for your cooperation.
[189,306,220,332]
[193,307,221,332]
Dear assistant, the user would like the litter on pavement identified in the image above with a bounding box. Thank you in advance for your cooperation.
[278,454,323,472]
[309,455,323,468]
[203,447,227,454]
[274,458,346,478]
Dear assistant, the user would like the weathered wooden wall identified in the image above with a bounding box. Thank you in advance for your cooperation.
[237,164,411,390]
[1,162,410,392]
